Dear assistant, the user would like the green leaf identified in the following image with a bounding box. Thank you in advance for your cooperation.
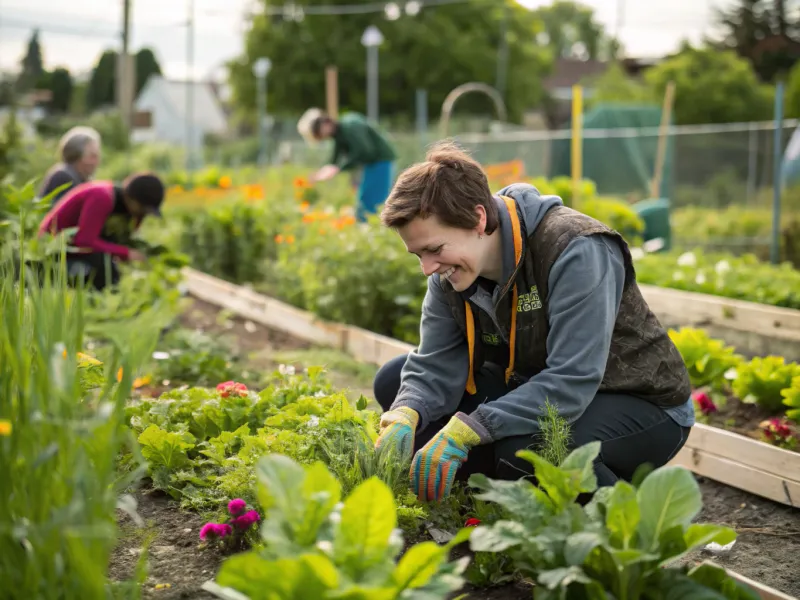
[255,454,305,516]
[516,449,580,509]
[468,474,542,519]
[684,524,736,551]
[560,441,602,492]
[294,461,342,546]
[537,566,592,589]
[605,481,640,549]
[137,425,194,471]
[469,521,528,553]
[564,531,605,566]
[393,541,446,591]
[356,395,368,411]
[334,477,397,581]
[687,563,762,600]
[637,466,702,551]
[217,552,338,598]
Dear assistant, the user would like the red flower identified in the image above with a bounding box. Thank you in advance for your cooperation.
[761,417,794,442]
[216,381,248,398]
[692,390,717,416]
[464,518,481,527]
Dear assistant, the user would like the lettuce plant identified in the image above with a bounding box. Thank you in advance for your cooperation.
[467,442,760,599]
[732,356,800,413]
[668,327,743,390]
[214,454,469,599]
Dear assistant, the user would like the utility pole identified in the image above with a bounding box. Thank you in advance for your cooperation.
[119,0,134,160]
[185,0,195,184]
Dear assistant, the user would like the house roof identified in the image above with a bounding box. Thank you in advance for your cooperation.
[543,58,610,91]
[135,75,228,134]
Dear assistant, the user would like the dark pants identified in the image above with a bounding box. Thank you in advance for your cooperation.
[66,253,120,291]
[373,354,691,487]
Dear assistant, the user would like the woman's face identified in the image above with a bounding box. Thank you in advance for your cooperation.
[75,140,100,178]
[397,209,487,292]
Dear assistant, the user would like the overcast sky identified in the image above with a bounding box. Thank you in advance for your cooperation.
[0,0,727,79]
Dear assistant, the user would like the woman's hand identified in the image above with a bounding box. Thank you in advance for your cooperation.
[312,164,340,182]
[375,406,419,461]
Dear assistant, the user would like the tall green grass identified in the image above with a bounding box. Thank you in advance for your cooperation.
[0,247,162,598]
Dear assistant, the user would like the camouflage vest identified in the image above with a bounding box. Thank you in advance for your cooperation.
[440,196,691,408]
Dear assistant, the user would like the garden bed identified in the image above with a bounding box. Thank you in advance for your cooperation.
[108,295,800,599]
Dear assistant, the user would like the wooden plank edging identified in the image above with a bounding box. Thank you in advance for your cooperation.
[183,268,800,510]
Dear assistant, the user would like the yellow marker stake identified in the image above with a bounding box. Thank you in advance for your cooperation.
[571,85,584,210]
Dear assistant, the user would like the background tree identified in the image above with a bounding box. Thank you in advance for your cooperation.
[87,50,118,110]
[581,62,655,109]
[47,68,73,113]
[643,45,774,124]
[228,0,551,125]
[135,48,162,95]
[530,0,620,61]
[714,0,800,81]
[16,29,45,94]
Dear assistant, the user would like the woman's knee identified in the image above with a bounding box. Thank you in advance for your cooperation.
[372,353,408,412]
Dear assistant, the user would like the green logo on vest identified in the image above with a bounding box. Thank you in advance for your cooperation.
[517,285,543,312]
[481,332,502,345]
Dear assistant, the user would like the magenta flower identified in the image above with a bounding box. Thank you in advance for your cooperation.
[231,510,261,530]
[228,498,247,516]
[199,522,232,541]
[692,390,717,416]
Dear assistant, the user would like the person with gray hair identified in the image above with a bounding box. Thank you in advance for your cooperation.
[39,126,102,205]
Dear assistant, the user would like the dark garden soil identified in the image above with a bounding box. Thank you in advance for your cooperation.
[108,299,800,599]
[700,390,798,449]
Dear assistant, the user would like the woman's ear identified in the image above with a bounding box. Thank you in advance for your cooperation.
[475,204,488,236]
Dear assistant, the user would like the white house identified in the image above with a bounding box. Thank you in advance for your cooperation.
[132,76,229,149]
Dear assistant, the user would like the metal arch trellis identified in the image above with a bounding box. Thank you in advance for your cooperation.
[439,82,508,138]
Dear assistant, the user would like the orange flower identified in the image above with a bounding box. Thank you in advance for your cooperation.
[294,177,309,189]
[133,375,152,389]
[117,367,123,382]
[219,175,232,189]
[275,234,285,244]
[318,228,327,235]
[299,201,310,213]
[286,234,296,244]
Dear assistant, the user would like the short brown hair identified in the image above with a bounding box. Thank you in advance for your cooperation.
[381,140,499,233]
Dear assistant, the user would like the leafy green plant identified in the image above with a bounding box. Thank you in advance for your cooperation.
[0,250,162,598]
[214,454,470,599]
[668,327,743,389]
[152,327,242,387]
[467,442,759,599]
[732,356,800,413]
[782,376,800,422]
[535,399,571,467]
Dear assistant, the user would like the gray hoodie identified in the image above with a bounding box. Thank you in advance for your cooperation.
[391,183,694,440]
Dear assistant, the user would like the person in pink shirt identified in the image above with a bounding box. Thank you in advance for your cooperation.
[39,172,165,290]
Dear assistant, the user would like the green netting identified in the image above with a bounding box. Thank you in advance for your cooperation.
[548,104,674,200]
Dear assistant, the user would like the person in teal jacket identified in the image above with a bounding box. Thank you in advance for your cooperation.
[298,108,397,221]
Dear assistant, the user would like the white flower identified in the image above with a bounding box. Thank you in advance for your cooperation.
[630,247,645,260]
[333,503,344,511]
[152,351,171,360]
[314,390,326,398]
[316,540,333,553]
[672,271,684,281]
[695,271,707,285]
[389,528,403,548]
[307,415,320,428]
[328,511,341,525]
[278,364,296,376]
[715,260,731,275]
[677,252,697,267]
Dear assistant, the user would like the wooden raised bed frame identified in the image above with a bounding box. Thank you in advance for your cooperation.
[183,268,800,510]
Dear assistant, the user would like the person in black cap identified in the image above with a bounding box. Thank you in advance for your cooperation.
[38,172,166,290]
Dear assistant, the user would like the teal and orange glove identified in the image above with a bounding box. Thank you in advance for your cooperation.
[410,412,490,503]
[375,406,420,460]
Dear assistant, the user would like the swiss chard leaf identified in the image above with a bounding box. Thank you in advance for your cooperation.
[637,466,702,552]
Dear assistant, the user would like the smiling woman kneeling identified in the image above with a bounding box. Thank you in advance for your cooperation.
[373,141,694,503]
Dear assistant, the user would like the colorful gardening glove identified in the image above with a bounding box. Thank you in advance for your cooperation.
[375,406,420,460]
[410,412,489,503]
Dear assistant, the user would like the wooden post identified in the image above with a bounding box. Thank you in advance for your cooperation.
[571,85,583,209]
[325,66,338,119]
[650,81,676,199]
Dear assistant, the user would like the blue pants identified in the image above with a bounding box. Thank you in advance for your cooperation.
[357,160,394,222]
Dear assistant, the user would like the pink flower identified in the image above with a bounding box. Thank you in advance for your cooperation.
[692,390,717,416]
[231,510,261,530]
[464,518,481,527]
[216,381,248,398]
[761,417,795,442]
[199,522,232,541]
[227,498,247,516]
